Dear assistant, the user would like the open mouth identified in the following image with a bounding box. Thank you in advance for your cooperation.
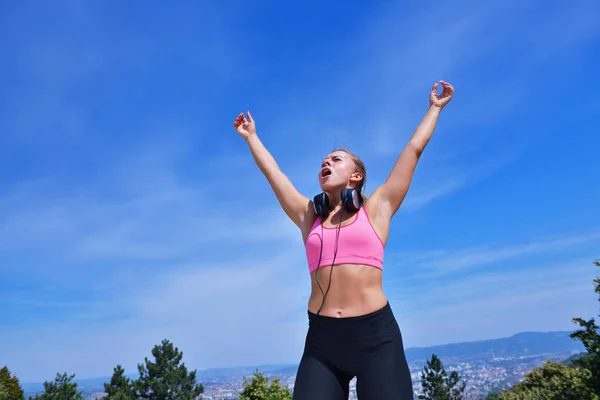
[321,168,332,178]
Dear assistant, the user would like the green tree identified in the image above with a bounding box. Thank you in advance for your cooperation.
[133,339,204,400]
[103,365,137,400]
[29,372,84,400]
[0,366,25,400]
[238,370,292,400]
[485,392,502,400]
[495,361,597,400]
[418,354,466,400]
[570,260,600,395]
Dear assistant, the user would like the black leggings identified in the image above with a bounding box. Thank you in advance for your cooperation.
[293,302,414,399]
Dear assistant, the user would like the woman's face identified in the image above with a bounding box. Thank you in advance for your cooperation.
[318,151,360,192]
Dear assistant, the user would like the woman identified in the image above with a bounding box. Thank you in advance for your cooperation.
[233,80,454,399]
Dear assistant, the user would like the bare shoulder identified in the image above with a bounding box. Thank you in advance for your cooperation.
[363,189,393,247]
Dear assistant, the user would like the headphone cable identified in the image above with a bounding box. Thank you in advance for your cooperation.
[310,209,343,324]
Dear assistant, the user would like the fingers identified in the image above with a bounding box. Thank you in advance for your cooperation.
[233,111,253,125]
[440,80,454,96]
[431,82,439,95]
[233,113,244,128]
[233,113,248,124]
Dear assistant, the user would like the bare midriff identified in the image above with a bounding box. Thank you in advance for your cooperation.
[308,263,388,318]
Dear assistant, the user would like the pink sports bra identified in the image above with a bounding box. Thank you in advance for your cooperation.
[305,206,385,274]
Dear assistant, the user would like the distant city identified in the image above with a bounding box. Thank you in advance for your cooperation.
[22,331,584,400]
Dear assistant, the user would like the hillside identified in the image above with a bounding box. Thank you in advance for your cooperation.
[404,330,583,363]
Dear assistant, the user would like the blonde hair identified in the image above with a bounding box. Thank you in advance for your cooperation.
[333,148,367,199]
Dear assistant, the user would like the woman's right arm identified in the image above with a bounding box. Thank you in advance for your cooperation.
[234,111,313,230]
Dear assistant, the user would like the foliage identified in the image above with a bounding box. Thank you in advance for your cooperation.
[493,360,597,400]
[485,392,502,400]
[569,259,600,395]
[238,370,292,400]
[0,366,25,400]
[418,354,466,400]
[489,260,600,399]
[28,372,84,400]
[133,339,204,400]
[16,339,203,400]
[103,365,137,400]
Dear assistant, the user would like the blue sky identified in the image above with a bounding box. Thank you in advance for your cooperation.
[1,0,599,383]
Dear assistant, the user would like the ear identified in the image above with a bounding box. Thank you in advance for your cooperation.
[349,171,363,184]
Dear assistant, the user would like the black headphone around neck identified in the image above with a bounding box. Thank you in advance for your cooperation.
[313,188,364,221]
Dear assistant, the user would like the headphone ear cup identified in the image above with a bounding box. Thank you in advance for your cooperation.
[341,188,363,212]
[313,192,331,220]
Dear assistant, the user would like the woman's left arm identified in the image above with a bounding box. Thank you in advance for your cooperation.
[370,80,455,220]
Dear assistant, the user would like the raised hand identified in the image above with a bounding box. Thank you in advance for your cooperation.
[429,80,454,110]
[233,111,256,140]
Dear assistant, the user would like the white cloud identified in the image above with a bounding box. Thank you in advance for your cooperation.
[256,0,600,210]
[0,123,304,261]
[0,249,311,382]
[390,257,599,348]
[388,231,600,279]
[382,229,600,347]
[0,124,313,383]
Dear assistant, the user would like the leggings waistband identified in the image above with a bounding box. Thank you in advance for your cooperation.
[307,302,395,335]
